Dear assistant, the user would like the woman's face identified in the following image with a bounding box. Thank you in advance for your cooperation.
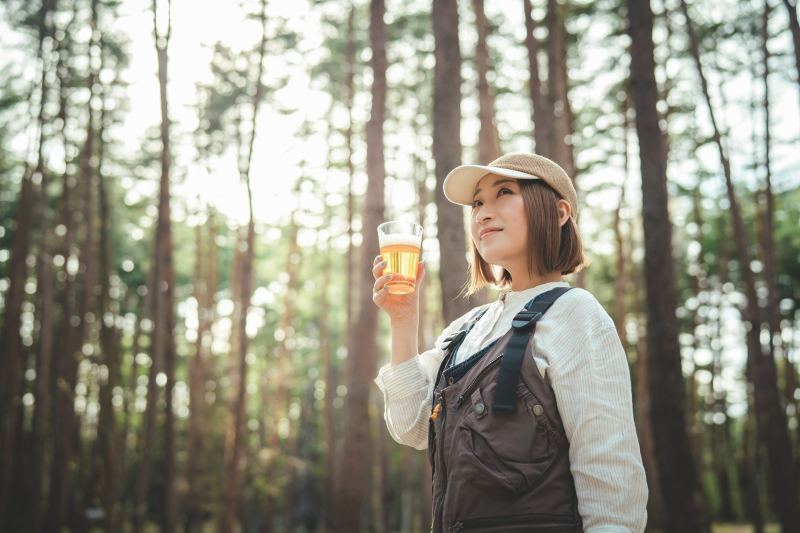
[469,174,527,269]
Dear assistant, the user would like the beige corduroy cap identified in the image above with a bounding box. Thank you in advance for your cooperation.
[443,152,578,219]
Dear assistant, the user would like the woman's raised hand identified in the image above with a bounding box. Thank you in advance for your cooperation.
[371,254,425,323]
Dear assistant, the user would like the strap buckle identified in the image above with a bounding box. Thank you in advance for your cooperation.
[512,310,542,330]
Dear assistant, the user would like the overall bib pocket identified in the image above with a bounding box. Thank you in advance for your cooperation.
[452,380,557,495]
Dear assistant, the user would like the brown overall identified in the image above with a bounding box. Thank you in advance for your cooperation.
[428,287,582,532]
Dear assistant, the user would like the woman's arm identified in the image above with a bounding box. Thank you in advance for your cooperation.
[374,347,440,450]
[374,309,477,450]
[547,319,648,532]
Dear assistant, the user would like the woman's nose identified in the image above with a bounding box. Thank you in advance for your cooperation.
[475,208,493,223]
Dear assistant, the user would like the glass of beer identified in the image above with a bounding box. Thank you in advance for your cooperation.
[377,221,423,295]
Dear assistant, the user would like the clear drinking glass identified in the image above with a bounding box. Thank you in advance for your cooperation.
[377,221,423,295]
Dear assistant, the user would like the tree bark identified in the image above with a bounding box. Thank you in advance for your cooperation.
[545,0,584,288]
[185,210,218,533]
[708,278,736,522]
[220,219,255,533]
[472,0,500,163]
[760,0,797,416]
[0,0,57,519]
[156,9,178,532]
[781,0,800,99]
[545,0,576,179]
[220,3,266,530]
[414,152,433,532]
[679,0,800,528]
[22,4,60,528]
[523,0,553,157]
[334,1,386,530]
[134,2,176,530]
[320,199,337,532]
[433,0,481,324]
[345,4,358,342]
[45,0,101,526]
[626,0,709,530]
[95,47,122,532]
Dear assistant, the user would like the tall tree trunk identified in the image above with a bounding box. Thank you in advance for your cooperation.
[0,0,56,520]
[523,0,553,157]
[95,55,122,533]
[781,0,800,99]
[156,7,177,532]
[708,280,736,522]
[629,202,664,529]
[626,1,709,530]
[0,165,33,529]
[472,0,500,163]
[134,2,176,530]
[761,0,778,366]
[120,289,145,525]
[760,0,797,415]
[320,199,336,532]
[432,0,480,324]
[260,176,304,533]
[45,0,101,526]
[545,0,584,288]
[320,105,340,532]
[679,0,800,528]
[371,395,388,533]
[220,3,266,530]
[545,0,575,179]
[23,3,60,529]
[185,210,217,533]
[220,219,255,533]
[345,4,357,341]
[32,15,76,530]
[414,151,433,532]
[335,1,386,531]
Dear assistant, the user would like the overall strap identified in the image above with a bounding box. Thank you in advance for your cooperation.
[432,307,489,395]
[492,286,573,414]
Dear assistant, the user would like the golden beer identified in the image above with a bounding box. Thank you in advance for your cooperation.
[378,221,423,295]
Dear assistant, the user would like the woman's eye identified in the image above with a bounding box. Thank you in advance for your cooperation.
[498,188,511,196]
[471,200,482,208]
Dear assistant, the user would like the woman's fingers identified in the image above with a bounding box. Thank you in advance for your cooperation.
[372,274,392,305]
[372,258,386,279]
[373,273,393,292]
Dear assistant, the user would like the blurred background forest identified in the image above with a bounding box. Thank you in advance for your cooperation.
[1,0,799,531]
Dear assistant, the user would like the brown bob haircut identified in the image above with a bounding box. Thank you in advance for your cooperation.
[463,179,586,296]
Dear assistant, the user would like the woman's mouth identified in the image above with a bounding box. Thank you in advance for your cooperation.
[481,229,501,240]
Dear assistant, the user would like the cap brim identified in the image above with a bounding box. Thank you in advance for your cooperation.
[443,165,541,206]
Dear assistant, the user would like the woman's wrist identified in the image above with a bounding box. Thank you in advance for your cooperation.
[389,312,418,329]
[389,314,419,366]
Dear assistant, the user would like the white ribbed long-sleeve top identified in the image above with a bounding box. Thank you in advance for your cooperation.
[373,281,648,532]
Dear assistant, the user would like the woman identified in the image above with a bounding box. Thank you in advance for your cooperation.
[372,153,648,532]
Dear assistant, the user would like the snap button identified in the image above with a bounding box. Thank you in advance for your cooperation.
[447,376,454,385]
[532,404,544,416]
[474,402,486,415]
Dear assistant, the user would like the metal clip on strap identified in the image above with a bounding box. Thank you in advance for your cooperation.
[511,310,542,330]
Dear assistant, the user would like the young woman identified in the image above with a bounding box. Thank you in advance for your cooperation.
[371,153,648,532]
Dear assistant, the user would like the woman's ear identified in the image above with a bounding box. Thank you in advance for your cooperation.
[558,199,571,227]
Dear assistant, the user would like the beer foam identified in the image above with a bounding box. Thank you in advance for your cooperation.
[379,232,421,248]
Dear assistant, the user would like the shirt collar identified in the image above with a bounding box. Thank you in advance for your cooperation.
[498,280,571,305]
